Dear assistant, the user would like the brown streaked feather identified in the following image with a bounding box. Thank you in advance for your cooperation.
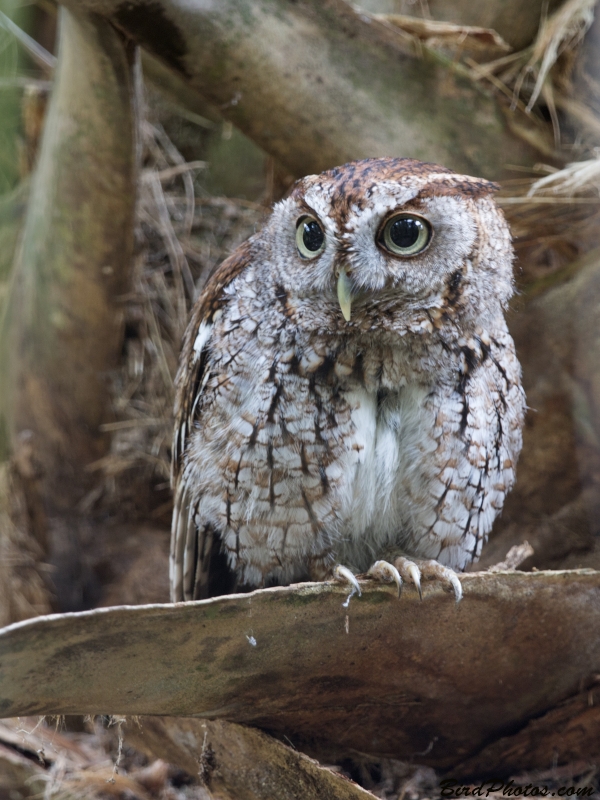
[192,524,239,600]
[170,478,193,601]
[289,158,455,205]
[172,239,255,482]
[170,240,254,602]
[417,177,499,200]
[171,481,238,601]
[290,158,496,226]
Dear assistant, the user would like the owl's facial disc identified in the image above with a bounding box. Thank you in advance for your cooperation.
[334,212,433,322]
[292,205,434,324]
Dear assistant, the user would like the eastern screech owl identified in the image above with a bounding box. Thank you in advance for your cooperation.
[170,158,525,603]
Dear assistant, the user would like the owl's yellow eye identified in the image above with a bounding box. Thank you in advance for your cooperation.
[296,215,325,259]
[380,213,432,257]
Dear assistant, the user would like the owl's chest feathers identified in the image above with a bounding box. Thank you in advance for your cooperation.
[203,317,453,567]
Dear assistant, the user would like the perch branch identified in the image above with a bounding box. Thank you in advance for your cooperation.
[1,572,600,771]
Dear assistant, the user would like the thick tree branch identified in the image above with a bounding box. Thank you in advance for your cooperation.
[1,571,600,771]
[56,0,549,180]
[128,717,377,800]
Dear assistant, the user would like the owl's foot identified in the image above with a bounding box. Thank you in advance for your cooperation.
[367,560,403,597]
[395,557,462,603]
[333,564,362,607]
[332,558,462,604]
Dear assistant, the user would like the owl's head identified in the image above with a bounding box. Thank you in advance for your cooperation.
[262,158,513,334]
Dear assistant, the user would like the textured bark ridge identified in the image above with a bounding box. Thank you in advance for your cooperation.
[1,570,600,772]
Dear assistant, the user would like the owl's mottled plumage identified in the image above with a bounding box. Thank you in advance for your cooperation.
[170,158,525,602]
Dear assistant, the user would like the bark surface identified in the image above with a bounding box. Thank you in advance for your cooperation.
[128,717,378,800]
[1,570,600,771]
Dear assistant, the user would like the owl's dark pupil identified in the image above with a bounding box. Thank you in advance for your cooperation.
[389,217,421,248]
[302,220,324,251]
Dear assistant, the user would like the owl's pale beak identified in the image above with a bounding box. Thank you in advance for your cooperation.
[337,268,352,321]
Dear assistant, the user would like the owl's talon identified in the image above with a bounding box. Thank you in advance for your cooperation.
[449,573,463,603]
[419,560,462,602]
[333,564,362,606]
[367,560,403,598]
[440,570,463,601]
[395,557,422,600]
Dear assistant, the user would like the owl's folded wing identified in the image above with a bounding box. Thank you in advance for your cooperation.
[170,241,254,602]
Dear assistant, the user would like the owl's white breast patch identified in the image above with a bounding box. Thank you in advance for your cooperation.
[336,383,435,571]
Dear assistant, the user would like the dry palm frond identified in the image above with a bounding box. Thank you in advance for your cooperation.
[459,0,597,142]
[0,717,189,800]
[498,158,600,286]
[555,93,600,142]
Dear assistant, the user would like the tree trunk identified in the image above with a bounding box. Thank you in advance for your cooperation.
[0,7,139,614]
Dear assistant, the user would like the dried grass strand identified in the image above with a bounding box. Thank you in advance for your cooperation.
[527,153,600,195]
[525,0,596,111]
[152,122,196,240]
